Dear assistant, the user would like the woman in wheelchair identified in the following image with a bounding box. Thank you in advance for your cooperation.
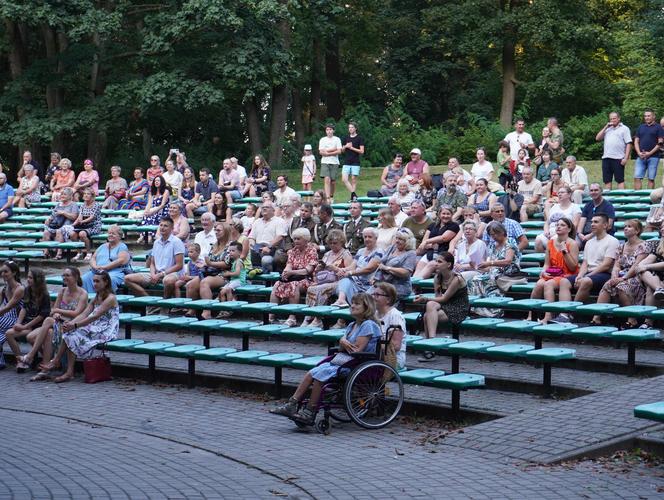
[271,292,382,425]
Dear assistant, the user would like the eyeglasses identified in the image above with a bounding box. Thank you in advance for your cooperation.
[372,292,388,298]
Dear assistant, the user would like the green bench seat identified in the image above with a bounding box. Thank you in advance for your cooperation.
[269,304,309,315]
[240,301,277,313]
[495,320,539,333]
[159,317,200,328]
[485,344,535,359]
[539,301,583,313]
[525,347,576,363]
[447,341,495,355]
[634,402,664,423]
[399,369,445,384]
[280,326,322,339]
[571,325,618,339]
[103,339,145,351]
[610,306,657,318]
[257,353,303,367]
[132,341,176,353]
[193,347,237,360]
[214,300,250,311]
[290,355,327,369]
[502,299,548,311]
[311,328,346,343]
[224,350,270,363]
[410,338,458,352]
[162,344,207,357]
[130,314,170,326]
[574,303,619,315]
[248,324,290,337]
[471,297,513,308]
[431,373,485,389]
[610,329,661,342]
[300,305,339,317]
[461,318,504,330]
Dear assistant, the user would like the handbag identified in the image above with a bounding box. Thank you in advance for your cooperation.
[330,352,353,366]
[545,266,564,277]
[647,206,664,225]
[315,269,337,284]
[83,355,112,383]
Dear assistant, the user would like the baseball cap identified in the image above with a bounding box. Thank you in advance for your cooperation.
[304,144,312,150]
[410,148,422,155]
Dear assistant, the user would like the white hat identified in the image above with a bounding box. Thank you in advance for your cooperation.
[304,144,312,150]
[410,148,422,155]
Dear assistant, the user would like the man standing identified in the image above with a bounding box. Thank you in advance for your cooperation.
[596,111,632,190]
[124,217,185,301]
[561,156,589,205]
[401,200,433,247]
[218,158,242,220]
[0,173,15,222]
[318,123,342,203]
[313,204,342,253]
[504,119,535,159]
[344,201,370,254]
[249,201,286,273]
[556,214,619,322]
[517,167,543,222]
[340,121,365,201]
[482,203,528,251]
[576,183,615,246]
[633,109,663,190]
[435,172,467,220]
[193,213,217,258]
[186,168,218,217]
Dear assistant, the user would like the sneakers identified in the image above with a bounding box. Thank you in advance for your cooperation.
[654,288,664,301]
[270,398,298,417]
[292,406,317,426]
[418,351,435,362]
[551,313,571,324]
[146,306,161,316]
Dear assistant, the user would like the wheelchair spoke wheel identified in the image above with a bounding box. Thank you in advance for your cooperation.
[343,361,403,429]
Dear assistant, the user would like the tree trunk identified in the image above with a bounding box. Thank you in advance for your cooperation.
[87,31,108,170]
[42,24,68,153]
[499,39,517,128]
[308,37,322,133]
[142,128,152,159]
[292,88,305,150]
[324,34,342,120]
[244,97,263,154]
[268,85,289,167]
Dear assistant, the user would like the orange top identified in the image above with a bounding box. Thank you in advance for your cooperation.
[547,239,577,276]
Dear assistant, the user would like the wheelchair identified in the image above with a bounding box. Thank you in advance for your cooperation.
[293,326,404,434]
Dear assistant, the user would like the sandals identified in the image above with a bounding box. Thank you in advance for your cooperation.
[54,374,74,383]
[284,317,298,327]
[72,252,83,262]
[215,311,232,319]
[30,371,51,382]
[16,361,30,373]
[418,351,436,362]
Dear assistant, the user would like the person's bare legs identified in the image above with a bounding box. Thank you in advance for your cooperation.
[124,274,149,296]
[199,276,224,319]
[414,259,436,279]
[573,277,594,303]
[42,341,67,371]
[54,347,76,382]
[542,279,561,323]
[5,327,27,357]
[185,277,201,315]
[423,301,441,339]
[24,318,56,363]
[592,288,612,324]
[163,274,178,300]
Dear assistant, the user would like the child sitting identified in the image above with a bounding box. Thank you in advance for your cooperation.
[240,203,257,236]
[174,243,204,298]
[218,241,246,302]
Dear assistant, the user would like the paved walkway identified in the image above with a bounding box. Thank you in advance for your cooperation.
[1,371,663,498]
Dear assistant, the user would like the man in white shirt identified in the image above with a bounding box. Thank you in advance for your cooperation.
[249,201,286,272]
[517,167,543,222]
[504,119,535,159]
[273,175,297,209]
[556,213,619,321]
[561,156,589,205]
[318,123,342,202]
[193,213,217,258]
[595,111,632,190]
[388,197,408,226]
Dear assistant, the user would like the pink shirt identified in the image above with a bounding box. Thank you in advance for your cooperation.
[405,159,429,180]
[76,170,99,194]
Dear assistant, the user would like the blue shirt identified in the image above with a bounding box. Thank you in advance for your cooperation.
[482,217,525,245]
[635,122,664,158]
[581,198,616,235]
[152,234,185,274]
[0,183,15,208]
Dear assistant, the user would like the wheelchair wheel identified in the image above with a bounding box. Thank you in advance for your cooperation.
[343,360,404,429]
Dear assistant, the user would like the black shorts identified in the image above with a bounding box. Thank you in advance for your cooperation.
[602,158,625,184]
[565,272,611,293]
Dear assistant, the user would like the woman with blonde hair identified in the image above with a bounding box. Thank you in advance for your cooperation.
[376,208,398,251]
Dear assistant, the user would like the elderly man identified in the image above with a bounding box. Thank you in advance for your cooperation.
[576,183,615,248]
[405,148,430,185]
[517,167,543,222]
[344,201,370,253]
[0,173,15,222]
[436,172,468,220]
[388,196,408,226]
[284,202,316,251]
[313,204,342,253]
[561,156,589,205]
[249,201,286,272]
[193,212,217,258]
[482,203,528,250]
[124,217,185,302]
[596,111,632,190]
[402,200,433,247]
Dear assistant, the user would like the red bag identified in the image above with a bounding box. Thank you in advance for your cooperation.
[84,355,112,383]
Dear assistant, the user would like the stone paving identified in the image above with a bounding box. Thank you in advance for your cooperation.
[2,371,664,498]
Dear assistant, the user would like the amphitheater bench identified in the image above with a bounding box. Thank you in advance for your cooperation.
[524,348,576,396]
[634,402,664,423]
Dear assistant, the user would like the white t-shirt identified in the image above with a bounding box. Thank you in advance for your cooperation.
[193,229,217,258]
[394,211,408,227]
[454,238,487,269]
[236,166,247,188]
[240,215,255,236]
[378,307,407,369]
[251,216,287,244]
[163,170,183,195]
[318,135,342,165]
[377,226,398,251]
[274,186,297,206]
[561,166,589,192]
[547,203,581,237]
[584,234,619,273]
[471,161,494,181]
[504,131,535,159]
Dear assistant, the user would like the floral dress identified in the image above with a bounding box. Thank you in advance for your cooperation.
[63,303,119,359]
[435,272,470,324]
[273,243,319,299]
[0,287,22,344]
[600,241,648,304]
[51,293,83,356]
[20,176,41,203]
[72,202,102,237]
[180,184,195,215]
[141,193,169,227]
[306,248,353,306]
[118,180,149,210]
[251,167,271,195]
[468,237,521,299]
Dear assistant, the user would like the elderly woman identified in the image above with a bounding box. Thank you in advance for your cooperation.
[591,219,648,327]
[526,217,579,323]
[332,227,383,308]
[391,179,416,213]
[300,229,353,327]
[468,222,521,313]
[14,164,41,207]
[82,225,132,292]
[270,292,382,426]
[269,228,318,326]
[414,205,460,278]
[50,158,75,202]
[414,252,470,361]
[72,159,100,201]
[41,271,118,383]
[41,187,79,259]
[70,188,103,261]
[16,267,88,380]
[371,227,418,300]
[450,220,488,282]
[118,168,150,210]
[102,165,128,209]
[535,185,581,252]
[373,282,407,370]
